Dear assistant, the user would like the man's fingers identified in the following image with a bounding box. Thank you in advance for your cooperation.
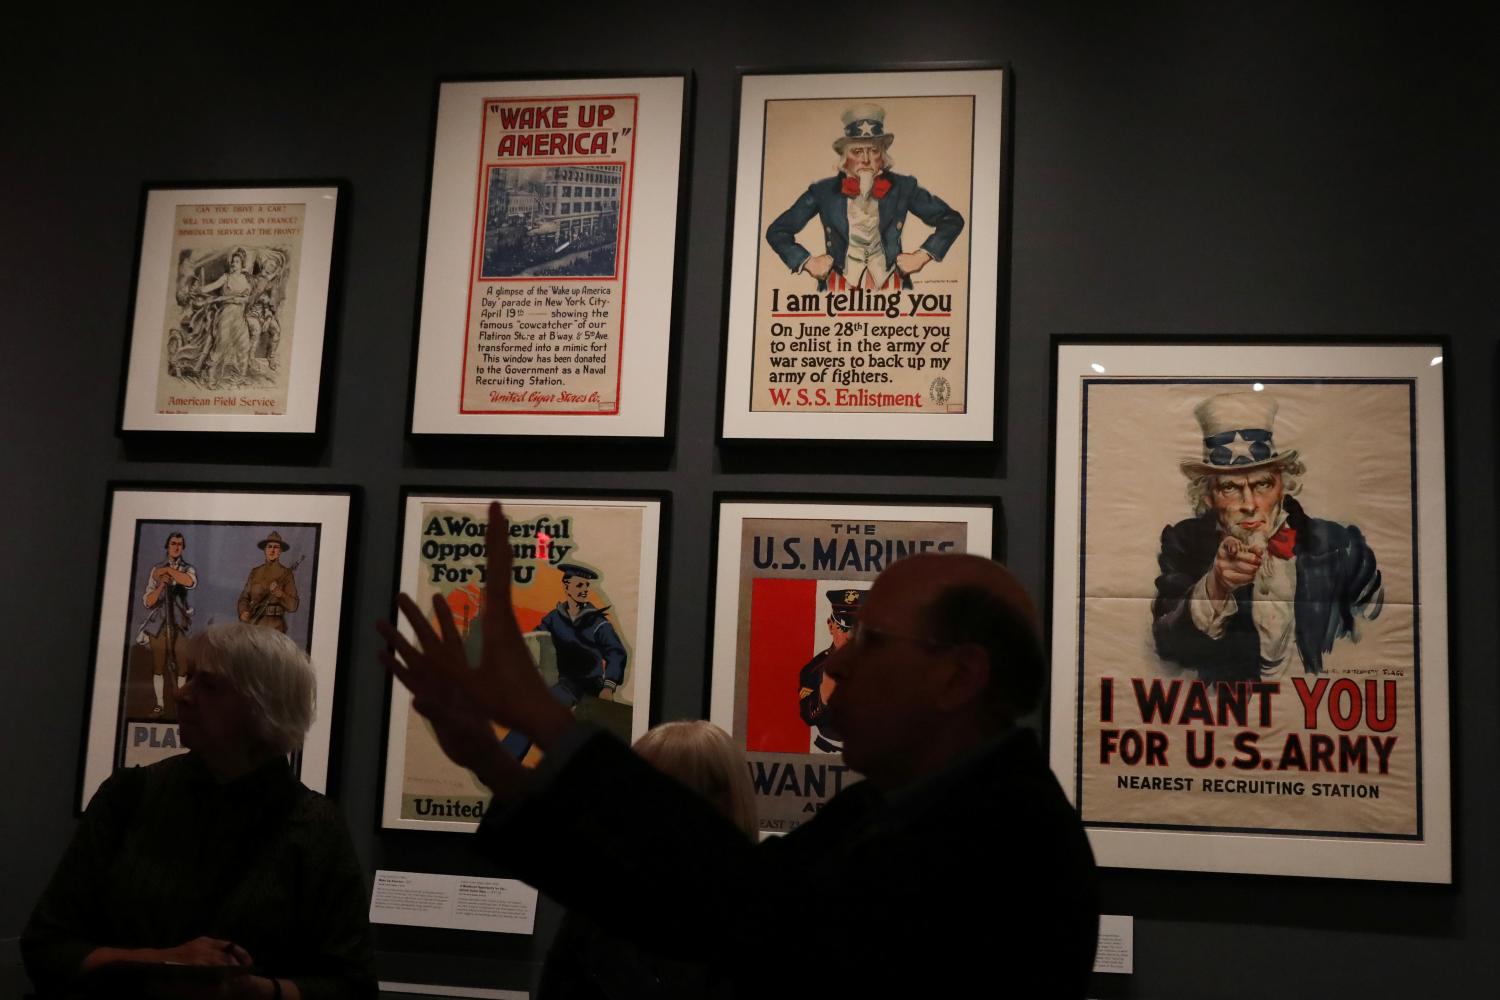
[432,593,469,663]
[375,618,429,675]
[378,644,446,707]
[396,592,444,653]
[482,502,524,649]
[377,648,420,695]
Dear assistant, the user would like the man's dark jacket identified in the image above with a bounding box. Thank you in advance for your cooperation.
[480,726,1098,997]
[1153,496,1383,682]
[764,171,964,290]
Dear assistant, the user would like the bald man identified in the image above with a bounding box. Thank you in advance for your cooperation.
[381,506,1098,997]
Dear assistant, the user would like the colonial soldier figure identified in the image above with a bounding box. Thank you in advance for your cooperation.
[137,532,196,715]
[799,587,868,754]
[238,530,301,633]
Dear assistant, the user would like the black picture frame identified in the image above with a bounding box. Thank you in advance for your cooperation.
[77,482,359,813]
[116,179,347,439]
[377,485,672,832]
[716,63,1012,446]
[407,73,693,443]
[1045,334,1453,882]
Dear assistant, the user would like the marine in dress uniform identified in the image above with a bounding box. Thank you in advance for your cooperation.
[799,587,868,754]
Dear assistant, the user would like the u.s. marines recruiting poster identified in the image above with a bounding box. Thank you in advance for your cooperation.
[1047,342,1451,882]
[81,488,352,809]
[721,69,1004,442]
[412,77,685,437]
[710,501,993,835]
[382,495,661,832]
[120,185,340,433]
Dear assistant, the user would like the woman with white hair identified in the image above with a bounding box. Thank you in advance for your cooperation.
[23,623,375,1000]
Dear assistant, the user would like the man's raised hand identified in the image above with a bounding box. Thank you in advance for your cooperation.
[379,502,575,790]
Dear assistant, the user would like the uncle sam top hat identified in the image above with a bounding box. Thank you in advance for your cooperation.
[833,103,895,153]
[1179,391,1299,477]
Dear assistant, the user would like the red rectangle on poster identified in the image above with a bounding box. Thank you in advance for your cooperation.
[747,578,816,753]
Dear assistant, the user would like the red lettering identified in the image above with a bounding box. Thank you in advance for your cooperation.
[1328,678,1362,731]
[1293,676,1328,728]
[1367,680,1398,732]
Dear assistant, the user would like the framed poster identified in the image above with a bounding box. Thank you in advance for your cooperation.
[80,486,354,810]
[720,67,1006,442]
[710,497,997,835]
[1047,339,1451,882]
[381,491,664,831]
[411,75,688,437]
[118,182,343,434]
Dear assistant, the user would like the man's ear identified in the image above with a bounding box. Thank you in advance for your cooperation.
[935,642,990,712]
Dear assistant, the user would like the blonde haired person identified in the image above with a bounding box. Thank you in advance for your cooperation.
[24,624,375,1000]
[539,720,756,999]
[630,721,757,838]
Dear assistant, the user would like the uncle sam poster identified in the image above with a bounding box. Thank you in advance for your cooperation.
[720,68,1005,442]
[1048,341,1450,882]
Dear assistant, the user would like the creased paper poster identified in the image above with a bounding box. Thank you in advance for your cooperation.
[1050,343,1451,882]
[156,202,304,414]
[386,497,659,831]
[750,95,973,414]
[727,515,971,834]
[1074,380,1420,839]
[461,95,638,415]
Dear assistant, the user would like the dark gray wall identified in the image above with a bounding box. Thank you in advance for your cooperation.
[3,4,1496,997]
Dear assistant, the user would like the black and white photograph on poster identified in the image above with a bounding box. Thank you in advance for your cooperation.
[411,76,686,437]
[1047,340,1451,882]
[119,184,341,434]
[80,487,352,810]
[480,165,625,279]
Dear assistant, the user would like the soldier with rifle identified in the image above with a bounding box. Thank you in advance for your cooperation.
[137,532,196,716]
[238,531,301,633]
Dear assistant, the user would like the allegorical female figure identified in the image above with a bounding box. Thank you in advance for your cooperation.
[195,248,254,388]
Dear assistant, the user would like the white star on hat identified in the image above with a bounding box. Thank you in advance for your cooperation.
[1224,432,1258,464]
[857,121,875,136]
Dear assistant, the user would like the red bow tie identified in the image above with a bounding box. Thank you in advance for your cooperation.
[1266,524,1297,560]
[841,175,891,199]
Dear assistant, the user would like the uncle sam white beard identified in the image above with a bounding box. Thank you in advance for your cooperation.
[1253,498,1287,596]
